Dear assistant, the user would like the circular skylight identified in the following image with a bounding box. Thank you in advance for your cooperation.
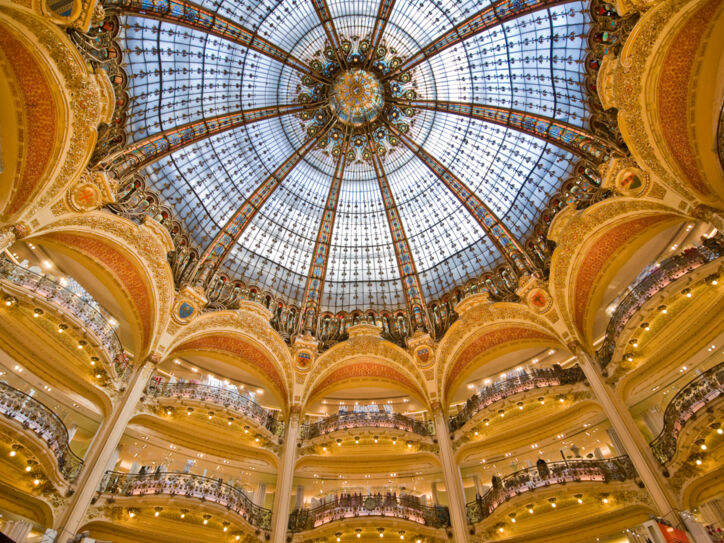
[113,0,594,315]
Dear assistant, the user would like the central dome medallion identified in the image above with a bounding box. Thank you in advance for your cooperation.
[329,69,384,126]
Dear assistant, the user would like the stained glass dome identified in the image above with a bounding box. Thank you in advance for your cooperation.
[106,0,600,318]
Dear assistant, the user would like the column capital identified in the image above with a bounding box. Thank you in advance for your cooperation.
[146,352,163,366]
[289,404,302,416]
[430,400,443,415]
[0,223,30,252]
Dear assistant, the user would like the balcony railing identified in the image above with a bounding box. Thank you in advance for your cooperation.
[299,412,434,440]
[0,259,131,381]
[448,365,586,433]
[597,239,724,369]
[288,493,450,532]
[144,380,284,437]
[650,362,724,464]
[0,381,83,480]
[98,471,272,531]
[465,456,637,525]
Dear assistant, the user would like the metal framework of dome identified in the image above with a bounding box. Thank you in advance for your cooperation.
[95,0,619,337]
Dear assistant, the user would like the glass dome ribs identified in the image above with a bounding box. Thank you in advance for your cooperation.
[103,0,601,321]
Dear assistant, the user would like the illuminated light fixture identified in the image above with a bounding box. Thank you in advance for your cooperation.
[336,439,342,447]
[517,402,524,410]
[701,444,707,451]
[33,479,41,486]
[203,514,211,525]
[322,446,327,452]
[9,450,16,457]
[154,507,163,517]
[4,296,17,307]
[558,395,565,403]
[378,527,385,537]
[255,434,261,442]
[356,529,362,538]
[223,521,230,532]
[484,418,490,426]
[355,436,360,444]
[208,411,214,420]
[58,323,68,333]
[399,530,405,539]
[640,322,650,331]
[95,373,102,379]
[706,274,719,286]
[538,397,545,405]
[574,494,583,504]
[374,436,379,443]
[474,431,479,436]
[336,532,342,542]
[33,308,43,318]
[187,407,193,415]
[407,441,413,448]
[228,417,234,426]
[180,509,188,519]
[526,504,534,514]
[682,288,692,298]
[499,527,504,533]
[392,437,397,445]
[658,305,667,314]
[256,388,264,395]
[601,494,609,504]
[508,513,516,523]
[165,407,173,416]
[25,465,32,472]
[90,357,98,366]
[624,353,634,362]
[243,426,249,434]
[498,410,505,417]
[696,458,703,465]
[128,511,135,518]
[549,498,557,508]
[78,340,87,349]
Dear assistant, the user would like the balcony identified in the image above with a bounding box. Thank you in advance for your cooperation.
[98,471,272,532]
[0,259,130,381]
[0,381,83,480]
[144,379,284,437]
[597,239,724,369]
[465,456,637,525]
[449,366,586,433]
[299,412,434,441]
[650,361,724,464]
[288,493,450,533]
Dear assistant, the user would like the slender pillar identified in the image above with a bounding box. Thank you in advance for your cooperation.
[431,402,469,542]
[3,520,32,542]
[570,343,680,523]
[55,357,158,543]
[254,481,267,507]
[271,406,301,543]
[295,485,305,509]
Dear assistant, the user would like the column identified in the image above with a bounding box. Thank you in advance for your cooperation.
[570,342,679,523]
[3,520,32,542]
[431,481,440,505]
[55,357,158,543]
[295,484,305,509]
[431,402,469,542]
[254,481,267,507]
[472,475,485,498]
[271,405,300,543]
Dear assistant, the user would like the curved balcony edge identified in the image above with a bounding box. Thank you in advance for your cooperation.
[597,239,724,370]
[299,412,434,441]
[0,258,132,383]
[449,365,586,434]
[0,381,83,481]
[650,362,724,465]
[465,456,638,525]
[288,494,451,533]
[97,470,272,532]
[144,379,285,438]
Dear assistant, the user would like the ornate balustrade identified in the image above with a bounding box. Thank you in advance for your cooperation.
[465,456,637,525]
[98,471,272,531]
[288,493,450,532]
[144,380,284,437]
[448,366,586,433]
[597,238,724,369]
[299,412,434,440]
[650,362,724,464]
[0,381,83,480]
[0,259,130,381]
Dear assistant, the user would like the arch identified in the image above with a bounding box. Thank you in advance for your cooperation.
[598,0,724,207]
[436,298,565,405]
[302,328,428,410]
[165,310,293,413]
[0,479,54,528]
[29,212,174,357]
[681,464,724,510]
[548,198,688,347]
[0,4,112,222]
